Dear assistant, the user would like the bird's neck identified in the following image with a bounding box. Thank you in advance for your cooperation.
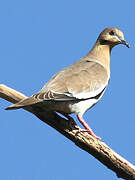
[87,41,112,75]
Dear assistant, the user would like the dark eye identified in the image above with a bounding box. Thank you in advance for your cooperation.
[109,30,115,36]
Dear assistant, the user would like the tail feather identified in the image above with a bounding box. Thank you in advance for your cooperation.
[5,97,41,110]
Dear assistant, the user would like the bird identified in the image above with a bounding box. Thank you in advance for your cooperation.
[6,27,130,140]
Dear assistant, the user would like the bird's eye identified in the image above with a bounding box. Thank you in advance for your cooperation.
[109,30,115,36]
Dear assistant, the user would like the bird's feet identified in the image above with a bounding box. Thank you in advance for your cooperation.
[78,129,101,140]
[77,114,101,140]
[57,111,78,129]
[66,115,78,129]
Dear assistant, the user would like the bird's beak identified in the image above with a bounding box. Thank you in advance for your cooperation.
[115,34,130,48]
[117,36,130,48]
[120,39,130,48]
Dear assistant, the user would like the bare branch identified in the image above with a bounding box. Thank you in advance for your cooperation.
[1,84,135,180]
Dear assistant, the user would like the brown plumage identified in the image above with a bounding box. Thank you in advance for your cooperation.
[6,27,129,139]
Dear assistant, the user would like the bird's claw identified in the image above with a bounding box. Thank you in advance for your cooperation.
[75,129,101,140]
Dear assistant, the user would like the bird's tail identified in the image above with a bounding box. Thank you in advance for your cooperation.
[5,97,40,110]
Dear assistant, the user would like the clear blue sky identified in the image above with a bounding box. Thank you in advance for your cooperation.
[0,0,134,179]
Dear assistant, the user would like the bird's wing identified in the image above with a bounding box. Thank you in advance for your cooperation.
[6,60,109,110]
[39,60,109,100]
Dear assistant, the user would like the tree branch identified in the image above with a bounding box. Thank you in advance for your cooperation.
[1,84,135,180]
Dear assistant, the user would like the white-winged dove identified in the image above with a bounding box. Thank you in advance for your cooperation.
[6,27,129,139]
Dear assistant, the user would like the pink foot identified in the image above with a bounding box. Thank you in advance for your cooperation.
[77,114,101,140]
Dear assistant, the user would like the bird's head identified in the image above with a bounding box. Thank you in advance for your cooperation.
[98,27,130,48]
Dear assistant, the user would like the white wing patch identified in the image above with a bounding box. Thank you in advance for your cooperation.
[72,83,108,99]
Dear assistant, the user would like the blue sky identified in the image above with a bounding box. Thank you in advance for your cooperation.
[0,0,135,179]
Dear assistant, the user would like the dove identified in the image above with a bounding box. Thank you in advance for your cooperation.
[6,27,130,139]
